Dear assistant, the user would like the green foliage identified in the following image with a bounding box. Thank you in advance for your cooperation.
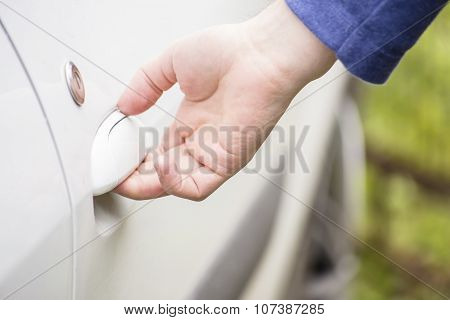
[354,165,450,299]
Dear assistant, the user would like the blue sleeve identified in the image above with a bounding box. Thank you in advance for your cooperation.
[285,0,448,84]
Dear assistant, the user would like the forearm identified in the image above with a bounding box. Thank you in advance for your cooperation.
[243,0,336,89]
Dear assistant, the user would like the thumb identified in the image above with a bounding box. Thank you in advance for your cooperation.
[118,46,177,115]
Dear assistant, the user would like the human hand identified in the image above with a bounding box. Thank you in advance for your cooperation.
[115,0,335,200]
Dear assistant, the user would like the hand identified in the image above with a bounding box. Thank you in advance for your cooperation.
[115,0,335,201]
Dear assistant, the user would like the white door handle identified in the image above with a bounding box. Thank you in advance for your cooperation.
[91,110,146,196]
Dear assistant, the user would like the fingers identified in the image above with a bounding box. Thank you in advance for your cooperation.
[184,126,239,177]
[116,125,241,201]
[154,145,225,201]
[114,153,167,200]
[118,46,177,115]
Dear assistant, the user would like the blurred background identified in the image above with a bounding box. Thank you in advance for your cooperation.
[350,7,450,299]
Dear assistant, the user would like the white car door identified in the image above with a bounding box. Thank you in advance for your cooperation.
[0,21,73,299]
[1,0,352,299]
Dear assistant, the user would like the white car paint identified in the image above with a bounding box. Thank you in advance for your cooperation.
[0,24,72,299]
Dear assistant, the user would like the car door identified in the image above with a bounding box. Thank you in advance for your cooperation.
[1,0,285,299]
[1,0,352,299]
[0,20,73,299]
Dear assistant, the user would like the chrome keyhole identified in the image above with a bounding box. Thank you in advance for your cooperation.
[65,61,85,106]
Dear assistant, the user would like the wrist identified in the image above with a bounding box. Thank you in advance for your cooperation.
[244,0,336,86]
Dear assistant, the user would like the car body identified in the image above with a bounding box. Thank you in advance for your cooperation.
[0,0,364,299]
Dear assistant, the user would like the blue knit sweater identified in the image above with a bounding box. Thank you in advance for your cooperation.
[285,0,448,83]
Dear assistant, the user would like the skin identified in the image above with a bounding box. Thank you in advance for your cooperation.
[115,0,336,201]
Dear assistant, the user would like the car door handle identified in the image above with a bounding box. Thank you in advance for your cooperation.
[91,110,146,196]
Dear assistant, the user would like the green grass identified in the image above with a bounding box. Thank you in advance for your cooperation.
[353,166,450,299]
